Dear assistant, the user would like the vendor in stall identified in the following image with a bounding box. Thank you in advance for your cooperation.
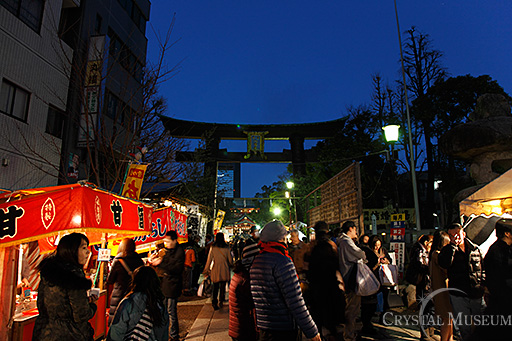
[33,233,98,341]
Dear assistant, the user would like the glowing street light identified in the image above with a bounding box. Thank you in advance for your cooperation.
[273,207,282,216]
[285,181,297,225]
[382,124,400,143]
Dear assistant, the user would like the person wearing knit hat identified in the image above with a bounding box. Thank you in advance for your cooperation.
[259,220,288,242]
[250,220,321,341]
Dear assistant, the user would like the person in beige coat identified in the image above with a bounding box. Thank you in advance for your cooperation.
[429,230,453,341]
[204,233,233,309]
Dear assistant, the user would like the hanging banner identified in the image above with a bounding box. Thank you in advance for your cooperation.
[0,183,152,249]
[134,206,188,245]
[121,164,148,200]
[213,210,226,232]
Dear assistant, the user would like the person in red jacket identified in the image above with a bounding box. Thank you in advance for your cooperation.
[229,260,258,341]
[183,241,196,296]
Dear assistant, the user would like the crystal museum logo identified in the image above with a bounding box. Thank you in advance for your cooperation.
[382,288,512,334]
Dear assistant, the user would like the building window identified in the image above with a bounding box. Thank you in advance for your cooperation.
[116,0,146,34]
[1,0,45,32]
[0,80,30,121]
[131,5,146,34]
[108,30,144,82]
[106,91,118,120]
[94,13,102,34]
[46,106,65,138]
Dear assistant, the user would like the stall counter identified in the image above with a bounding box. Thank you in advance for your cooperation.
[11,289,107,341]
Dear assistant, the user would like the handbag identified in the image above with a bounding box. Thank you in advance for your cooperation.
[197,276,212,297]
[355,261,380,296]
[124,307,153,341]
[379,264,398,286]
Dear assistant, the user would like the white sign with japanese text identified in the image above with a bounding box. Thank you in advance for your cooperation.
[97,248,111,261]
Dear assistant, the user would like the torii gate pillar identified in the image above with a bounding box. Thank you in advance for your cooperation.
[289,133,306,178]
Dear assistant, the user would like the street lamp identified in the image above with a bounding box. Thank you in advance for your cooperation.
[392,0,421,229]
[285,181,298,225]
[383,123,401,211]
[382,124,400,144]
[272,206,285,225]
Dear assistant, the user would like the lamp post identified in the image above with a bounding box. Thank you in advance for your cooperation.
[392,0,421,230]
[383,123,401,211]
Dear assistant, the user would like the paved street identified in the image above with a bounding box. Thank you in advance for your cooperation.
[177,291,442,341]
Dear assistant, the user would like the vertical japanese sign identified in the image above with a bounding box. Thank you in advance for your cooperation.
[78,35,105,147]
[213,210,225,232]
[121,164,147,200]
[390,242,405,279]
[390,214,406,278]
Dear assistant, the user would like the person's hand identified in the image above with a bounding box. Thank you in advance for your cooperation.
[148,255,162,266]
[310,333,322,341]
[335,270,345,292]
[21,278,30,287]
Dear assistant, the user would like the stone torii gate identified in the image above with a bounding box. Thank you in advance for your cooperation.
[160,116,347,220]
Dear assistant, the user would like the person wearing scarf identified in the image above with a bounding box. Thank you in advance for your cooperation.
[250,220,321,341]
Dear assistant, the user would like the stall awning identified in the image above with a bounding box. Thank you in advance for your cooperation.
[459,168,512,217]
[0,182,153,248]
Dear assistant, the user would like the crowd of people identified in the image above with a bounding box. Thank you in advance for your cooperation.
[404,220,512,341]
[31,217,512,341]
[225,219,394,341]
[228,218,512,341]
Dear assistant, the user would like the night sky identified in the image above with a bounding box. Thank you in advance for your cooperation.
[146,1,512,197]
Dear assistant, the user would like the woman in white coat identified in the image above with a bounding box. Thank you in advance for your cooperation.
[204,233,233,310]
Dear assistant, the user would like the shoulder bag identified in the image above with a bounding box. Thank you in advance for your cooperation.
[379,264,398,287]
[123,307,153,341]
[355,260,380,296]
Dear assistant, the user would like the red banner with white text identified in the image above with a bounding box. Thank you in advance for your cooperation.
[0,184,152,250]
[134,206,188,246]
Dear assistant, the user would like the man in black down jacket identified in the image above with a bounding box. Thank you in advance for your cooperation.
[480,218,512,338]
[250,220,321,341]
[438,223,486,341]
[152,230,184,341]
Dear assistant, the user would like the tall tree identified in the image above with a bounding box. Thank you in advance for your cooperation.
[403,26,447,229]
[414,74,511,222]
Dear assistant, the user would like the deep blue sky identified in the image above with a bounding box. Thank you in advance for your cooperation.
[146,1,512,197]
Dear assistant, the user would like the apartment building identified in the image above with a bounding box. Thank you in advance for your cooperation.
[0,0,150,190]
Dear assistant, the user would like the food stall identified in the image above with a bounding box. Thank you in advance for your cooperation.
[459,167,512,255]
[0,182,153,340]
